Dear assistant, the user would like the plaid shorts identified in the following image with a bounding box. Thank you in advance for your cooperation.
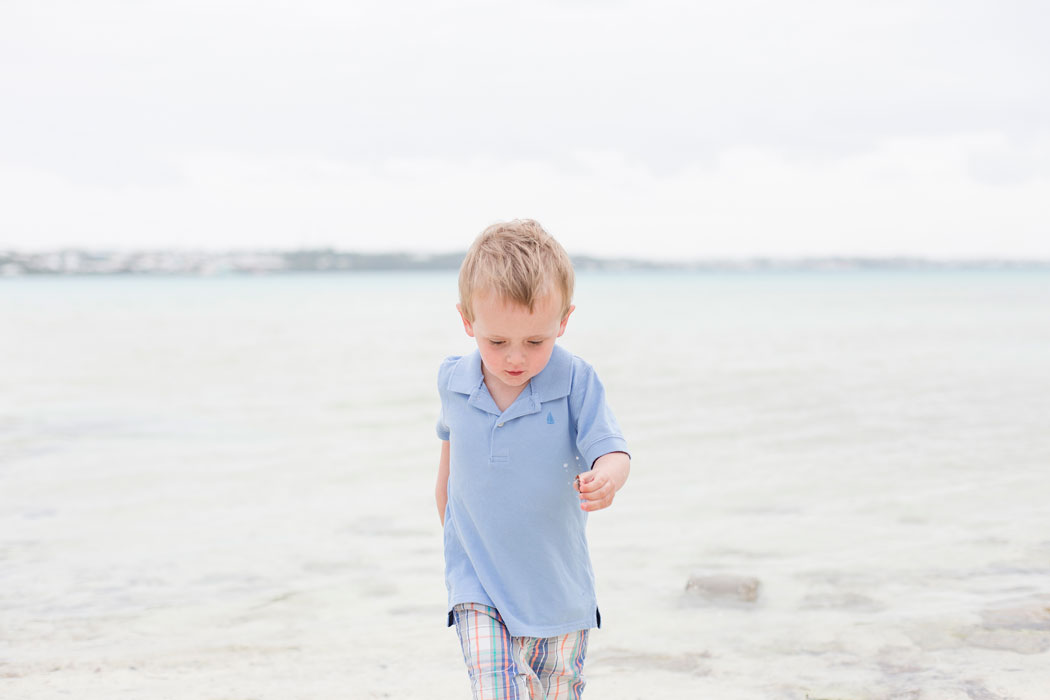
[452,603,588,700]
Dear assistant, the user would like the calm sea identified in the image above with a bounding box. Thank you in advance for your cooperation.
[2,270,1049,699]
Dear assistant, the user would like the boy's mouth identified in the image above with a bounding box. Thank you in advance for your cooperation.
[506,370,525,377]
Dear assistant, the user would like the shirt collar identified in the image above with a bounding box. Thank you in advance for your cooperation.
[446,344,573,403]
[529,343,572,401]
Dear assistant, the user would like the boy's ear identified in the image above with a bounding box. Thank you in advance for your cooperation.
[557,305,576,337]
[456,303,475,337]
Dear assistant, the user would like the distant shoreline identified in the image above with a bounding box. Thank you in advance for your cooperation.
[2,249,1048,276]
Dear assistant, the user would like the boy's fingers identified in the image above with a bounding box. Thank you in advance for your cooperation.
[577,473,603,492]
[579,481,611,502]
[578,472,619,511]
[580,491,614,511]
[580,482,606,498]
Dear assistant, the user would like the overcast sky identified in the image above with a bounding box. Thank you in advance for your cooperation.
[2,0,1048,259]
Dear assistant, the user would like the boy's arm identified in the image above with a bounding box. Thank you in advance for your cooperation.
[577,451,630,512]
[435,440,450,525]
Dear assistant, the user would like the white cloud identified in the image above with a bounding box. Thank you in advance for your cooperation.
[1,0,1047,256]
[3,133,1046,257]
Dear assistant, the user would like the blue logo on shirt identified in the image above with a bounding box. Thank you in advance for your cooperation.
[546,411,555,424]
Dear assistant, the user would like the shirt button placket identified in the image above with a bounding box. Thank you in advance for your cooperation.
[490,418,500,465]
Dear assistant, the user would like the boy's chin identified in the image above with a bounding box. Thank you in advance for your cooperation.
[481,364,529,387]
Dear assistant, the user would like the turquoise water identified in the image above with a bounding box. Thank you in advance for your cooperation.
[2,270,1049,698]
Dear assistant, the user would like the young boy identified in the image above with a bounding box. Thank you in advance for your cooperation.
[435,220,631,699]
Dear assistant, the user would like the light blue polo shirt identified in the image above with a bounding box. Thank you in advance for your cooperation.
[436,343,629,638]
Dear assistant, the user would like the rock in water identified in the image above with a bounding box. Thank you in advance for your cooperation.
[685,574,761,603]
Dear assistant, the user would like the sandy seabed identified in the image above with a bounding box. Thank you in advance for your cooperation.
[5,449,1050,700]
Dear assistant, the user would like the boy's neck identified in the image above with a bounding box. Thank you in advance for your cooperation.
[482,370,528,413]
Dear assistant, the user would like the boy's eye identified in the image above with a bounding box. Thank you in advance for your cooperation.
[528,340,545,346]
[488,340,505,346]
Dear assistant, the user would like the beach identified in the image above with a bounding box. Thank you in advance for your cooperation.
[2,270,1049,699]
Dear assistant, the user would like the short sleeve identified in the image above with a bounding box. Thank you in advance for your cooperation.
[569,360,629,467]
[435,357,455,441]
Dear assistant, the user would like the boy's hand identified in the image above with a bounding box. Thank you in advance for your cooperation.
[575,451,630,512]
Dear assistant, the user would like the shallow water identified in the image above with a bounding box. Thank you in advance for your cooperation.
[2,270,1049,698]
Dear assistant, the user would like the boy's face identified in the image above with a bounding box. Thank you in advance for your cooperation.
[458,288,574,393]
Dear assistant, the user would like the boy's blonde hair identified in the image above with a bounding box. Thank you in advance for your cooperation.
[458,219,575,323]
